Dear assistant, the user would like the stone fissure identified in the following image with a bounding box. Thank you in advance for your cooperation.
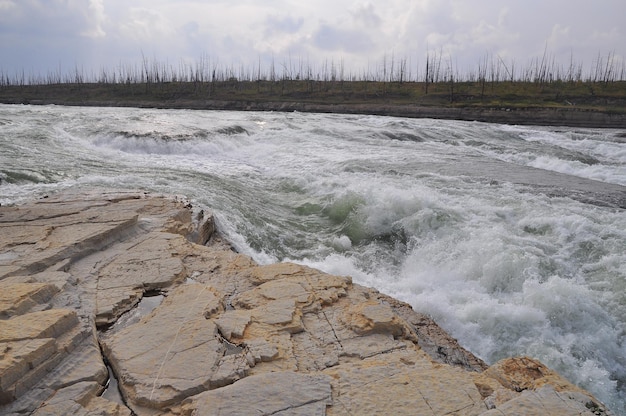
[418,389,436,415]
[322,309,343,349]
[99,345,135,415]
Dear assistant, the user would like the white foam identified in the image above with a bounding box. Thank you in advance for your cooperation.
[467,126,626,186]
[527,155,626,186]
[332,235,352,251]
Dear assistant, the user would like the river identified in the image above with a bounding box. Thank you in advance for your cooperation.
[1,104,625,412]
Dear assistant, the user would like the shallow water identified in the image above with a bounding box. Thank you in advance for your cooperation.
[1,104,625,412]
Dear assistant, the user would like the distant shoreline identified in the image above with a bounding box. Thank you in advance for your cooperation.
[5,98,626,129]
[2,82,626,128]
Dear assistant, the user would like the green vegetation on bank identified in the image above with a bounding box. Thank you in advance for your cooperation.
[1,78,625,113]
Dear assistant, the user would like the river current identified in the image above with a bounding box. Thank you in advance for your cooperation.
[1,104,625,412]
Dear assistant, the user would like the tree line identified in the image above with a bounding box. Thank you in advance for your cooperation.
[1,50,624,88]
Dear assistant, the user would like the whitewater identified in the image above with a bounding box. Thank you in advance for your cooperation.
[1,104,625,412]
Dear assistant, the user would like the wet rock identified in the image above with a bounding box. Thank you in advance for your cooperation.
[0,190,615,416]
[378,291,489,372]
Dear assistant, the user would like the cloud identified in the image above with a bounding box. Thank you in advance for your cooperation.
[181,21,200,37]
[0,0,16,12]
[81,0,106,38]
[265,15,304,35]
[312,23,377,54]
[0,0,624,79]
[117,8,175,42]
[0,1,98,38]
[351,3,382,27]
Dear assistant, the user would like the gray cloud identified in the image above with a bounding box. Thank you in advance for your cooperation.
[0,0,624,79]
[265,15,304,35]
[351,3,382,27]
[0,0,100,38]
[313,23,376,54]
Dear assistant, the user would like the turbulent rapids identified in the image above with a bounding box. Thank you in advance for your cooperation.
[1,104,625,412]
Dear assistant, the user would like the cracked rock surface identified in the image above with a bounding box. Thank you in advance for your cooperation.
[0,190,615,415]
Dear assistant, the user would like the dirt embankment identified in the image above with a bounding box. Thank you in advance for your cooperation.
[2,82,626,128]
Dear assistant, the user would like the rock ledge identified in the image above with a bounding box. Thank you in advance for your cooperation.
[0,190,614,415]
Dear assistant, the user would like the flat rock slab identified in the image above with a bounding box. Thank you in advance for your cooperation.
[95,232,188,326]
[101,283,229,409]
[0,190,616,416]
[323,349,484,416]
[181,371,332,416]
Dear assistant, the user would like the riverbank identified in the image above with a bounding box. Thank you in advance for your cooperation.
[0,191,610,415]
[2,81,626,128]
[0,190,616,415]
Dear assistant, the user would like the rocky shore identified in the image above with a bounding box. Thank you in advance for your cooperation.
[0,190,615,415]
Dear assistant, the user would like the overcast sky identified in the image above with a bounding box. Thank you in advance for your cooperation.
[1,0,624,80]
